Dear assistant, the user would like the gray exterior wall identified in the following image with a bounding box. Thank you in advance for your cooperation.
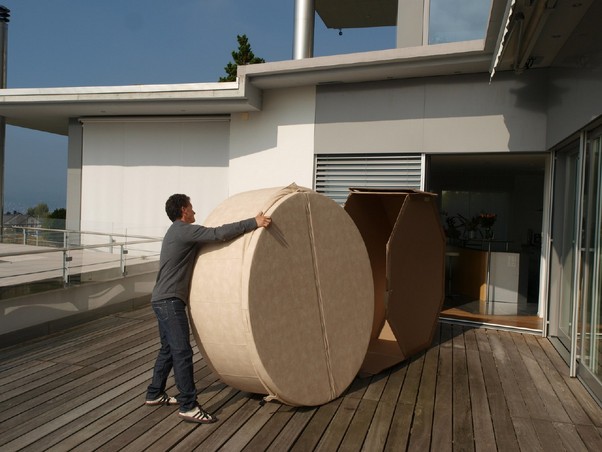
[546,67,602,148]
[315,71,549,155]
[315,68,602,155]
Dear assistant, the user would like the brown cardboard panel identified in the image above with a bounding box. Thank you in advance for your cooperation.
[343,194,389,339]
[387,193,446,359]
[189,184,374,406]
[359,338,404,377]
[344,188,445,375]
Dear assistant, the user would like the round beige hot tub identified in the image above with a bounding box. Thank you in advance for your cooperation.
[189,184,374,406]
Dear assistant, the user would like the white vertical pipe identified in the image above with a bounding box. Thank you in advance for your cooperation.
[0,6,9,235]
[293,0,315,59]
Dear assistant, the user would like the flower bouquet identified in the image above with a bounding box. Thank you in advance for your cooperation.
[478,212,496,239]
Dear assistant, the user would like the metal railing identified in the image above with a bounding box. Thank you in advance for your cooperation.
[0,226,162,291]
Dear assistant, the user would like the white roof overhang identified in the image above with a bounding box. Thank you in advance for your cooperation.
[0,40,489,135]
[0,81,262,135]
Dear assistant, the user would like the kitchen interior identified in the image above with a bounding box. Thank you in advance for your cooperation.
[428,153,547,331]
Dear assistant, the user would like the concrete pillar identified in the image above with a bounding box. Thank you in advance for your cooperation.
[293,0,315,59]
[66,119,83,236]
[396,0,428,48]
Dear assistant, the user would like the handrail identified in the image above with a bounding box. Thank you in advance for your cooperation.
[0,238,160,258]
[4,225,161,241]
[0,226,162,290]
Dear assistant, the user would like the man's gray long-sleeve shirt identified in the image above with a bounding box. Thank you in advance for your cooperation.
[151,218,257,303]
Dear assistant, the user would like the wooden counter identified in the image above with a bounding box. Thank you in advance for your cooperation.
[450,247,522,302]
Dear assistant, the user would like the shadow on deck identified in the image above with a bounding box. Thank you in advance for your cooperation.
[0,305,601,451]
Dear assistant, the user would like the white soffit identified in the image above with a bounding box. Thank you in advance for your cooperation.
[0,81,261,135]
[315,0,397,29]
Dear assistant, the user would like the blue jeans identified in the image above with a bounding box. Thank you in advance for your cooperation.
[146,298,197,412]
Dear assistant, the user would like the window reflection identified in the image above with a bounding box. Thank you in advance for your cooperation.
[429,0,492,44]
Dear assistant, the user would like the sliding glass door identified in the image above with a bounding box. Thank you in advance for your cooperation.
[579,132,602,401]
[549,126,602,402]
[549,141,582,355]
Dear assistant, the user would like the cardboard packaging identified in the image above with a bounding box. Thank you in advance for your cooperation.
[343,188,446,376]
[189,184,374,406]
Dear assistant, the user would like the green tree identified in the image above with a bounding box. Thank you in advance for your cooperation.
[49,208,66,220]
[46,207,66,230]
[219,34,265,82]
[27,203,50,218]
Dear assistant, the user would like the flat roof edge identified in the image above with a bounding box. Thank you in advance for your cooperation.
[240,40,487,78]
[0,81,238,96]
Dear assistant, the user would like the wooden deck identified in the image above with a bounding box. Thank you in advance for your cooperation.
[1,305,601,451]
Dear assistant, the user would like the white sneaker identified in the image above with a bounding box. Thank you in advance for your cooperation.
[179,404,217,424]
[145,393,178,406]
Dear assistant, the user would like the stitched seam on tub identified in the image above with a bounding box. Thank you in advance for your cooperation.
[304,193,337,401]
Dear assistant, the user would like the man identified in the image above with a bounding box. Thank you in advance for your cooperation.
[145,193,271,423]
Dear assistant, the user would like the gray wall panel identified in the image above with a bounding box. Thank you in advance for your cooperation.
[315,72,549,154]
[546,68,602,148]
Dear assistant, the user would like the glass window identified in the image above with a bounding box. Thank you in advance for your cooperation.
[580,134,602,391]
[429,0,493,44]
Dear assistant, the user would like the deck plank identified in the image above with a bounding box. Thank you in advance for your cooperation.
[474,328,520,450]
[381,355,425,450]
[452,325,475,451]
[575,424,602,450]
[0,315,135,365]
[218,399,282,452]
[191,394,264,452]
[524,333,598,426]
[241,404,298,451]
[431,323,453,452]
[265,407,315,451]
[531,418,565,451]
[510,332,571,423]
[288,398,342,451]
[538,337,602,428]
[464,328,496,452]
[166,386,243,451]
[553,421,590,452]
[0,322,162,445]
[407,341,439,451]
[1,307,601,452]
[486,329,528,418]
[338,398,378,451]
[0,361,83,403]
[511,417,544,451]
[314,396,360,450]
[382,357,425,450]
[499,331,551,420]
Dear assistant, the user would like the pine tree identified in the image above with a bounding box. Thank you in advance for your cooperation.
[219,34,265,82]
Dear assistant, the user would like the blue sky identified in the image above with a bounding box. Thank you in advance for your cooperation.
[2,0,490,213]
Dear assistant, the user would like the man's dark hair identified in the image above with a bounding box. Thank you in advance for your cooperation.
[165,194,190,221]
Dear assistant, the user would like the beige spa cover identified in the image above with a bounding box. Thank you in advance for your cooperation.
[189,184,374,406]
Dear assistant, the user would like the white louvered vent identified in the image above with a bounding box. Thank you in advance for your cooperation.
[314,154,423,205]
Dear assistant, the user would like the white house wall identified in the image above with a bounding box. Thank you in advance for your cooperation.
[229,86,316,195]
[80,118,230,237]
[73,69,600,241]
[314,72,548,154]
